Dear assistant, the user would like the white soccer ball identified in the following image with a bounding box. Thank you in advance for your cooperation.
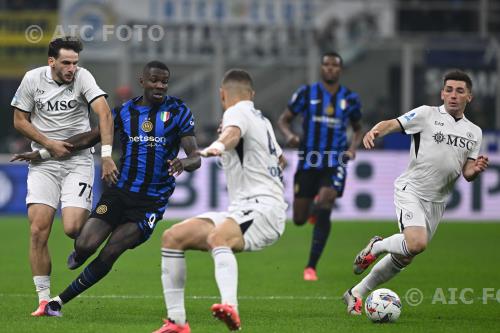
[364,288,402,323]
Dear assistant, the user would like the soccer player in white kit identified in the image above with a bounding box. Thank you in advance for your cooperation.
[153,69,287,333]
[342,70,489,315]
[11,37,118,316]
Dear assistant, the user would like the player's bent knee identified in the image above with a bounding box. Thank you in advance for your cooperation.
[75,237,97,257]
[293,218,307,226]
[206,231,228,249]
[293,212,308,226]
[63,225,80,239]
[162,226,187,249]
[406,240,427,255]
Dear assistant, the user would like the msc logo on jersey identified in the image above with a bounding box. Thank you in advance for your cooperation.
[433,132,475,150]
[35,99,44,111]
[96,205,108,214]
[35,99,77,111]
[141,120,154,132]
[433,131,445,144]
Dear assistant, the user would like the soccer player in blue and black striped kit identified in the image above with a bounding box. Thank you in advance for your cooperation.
[278,52,363,281]
[38,61,201,316]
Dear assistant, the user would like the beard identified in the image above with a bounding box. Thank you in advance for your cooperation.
[323,78,337,85]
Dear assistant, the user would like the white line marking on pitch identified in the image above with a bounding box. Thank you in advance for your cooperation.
[0,293,339,300]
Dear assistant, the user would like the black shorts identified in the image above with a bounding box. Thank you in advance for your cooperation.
[89,187,167,243]
[293,167,346,199]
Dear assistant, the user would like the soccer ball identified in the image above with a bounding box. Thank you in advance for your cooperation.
[364,288,402,323]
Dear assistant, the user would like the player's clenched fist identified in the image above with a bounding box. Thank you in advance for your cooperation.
[474,155,489,173]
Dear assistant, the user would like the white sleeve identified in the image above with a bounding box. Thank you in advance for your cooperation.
[77,67,107,105]
[396,105,430,135]
[11,72,34,112]
[222,106,248,136]
[468,129,482,160]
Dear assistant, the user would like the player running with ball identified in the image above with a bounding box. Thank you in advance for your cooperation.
[343,70,489,315]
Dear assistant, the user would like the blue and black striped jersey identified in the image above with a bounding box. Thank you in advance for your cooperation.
[112,95,195,199]
[288,82,362,170]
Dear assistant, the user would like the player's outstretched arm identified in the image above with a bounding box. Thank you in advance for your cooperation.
[65,128,101,151]
[10,128,101,163]
[278,108,300,148]
[462,155,489,182]
[363,119,401,149]
[199,126,241,157]
[13,109,73,158]
[168,135,201,176]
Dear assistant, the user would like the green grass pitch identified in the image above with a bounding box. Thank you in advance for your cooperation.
[1,217,499,332]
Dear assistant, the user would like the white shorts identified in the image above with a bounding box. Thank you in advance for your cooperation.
[394,188,446,241]
[27,154,94,211]
[197,198,287,252]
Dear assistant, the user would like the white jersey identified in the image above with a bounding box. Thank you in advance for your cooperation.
[396,105,482,202]
[221,100,286,208]
[11,66,106,152]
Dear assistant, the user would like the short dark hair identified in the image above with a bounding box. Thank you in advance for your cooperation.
[48,36,83,58]
[143,60,170,75]
[222,68,254,89]
[443,70,473,91]
[322,51,343,67]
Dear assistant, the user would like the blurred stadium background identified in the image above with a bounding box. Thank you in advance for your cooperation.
[0,0,499,221]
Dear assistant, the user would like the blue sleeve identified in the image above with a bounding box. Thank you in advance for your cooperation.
[111,106,122,131]
[347,93,362,123]
[177,103,195,137]
[287,85,308,115]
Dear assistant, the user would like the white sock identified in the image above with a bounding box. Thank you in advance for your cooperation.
[371,233,413,257]
[33,275,50,303]
[161,248,187,325]
[52,296,63,306]
[212,246,238,313]
[352,254,406,297]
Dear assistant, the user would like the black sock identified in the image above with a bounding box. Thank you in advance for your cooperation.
[307,209,332,269]
[59,257,113,304]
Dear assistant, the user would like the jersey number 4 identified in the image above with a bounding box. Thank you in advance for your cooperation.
[267,131,277,156]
